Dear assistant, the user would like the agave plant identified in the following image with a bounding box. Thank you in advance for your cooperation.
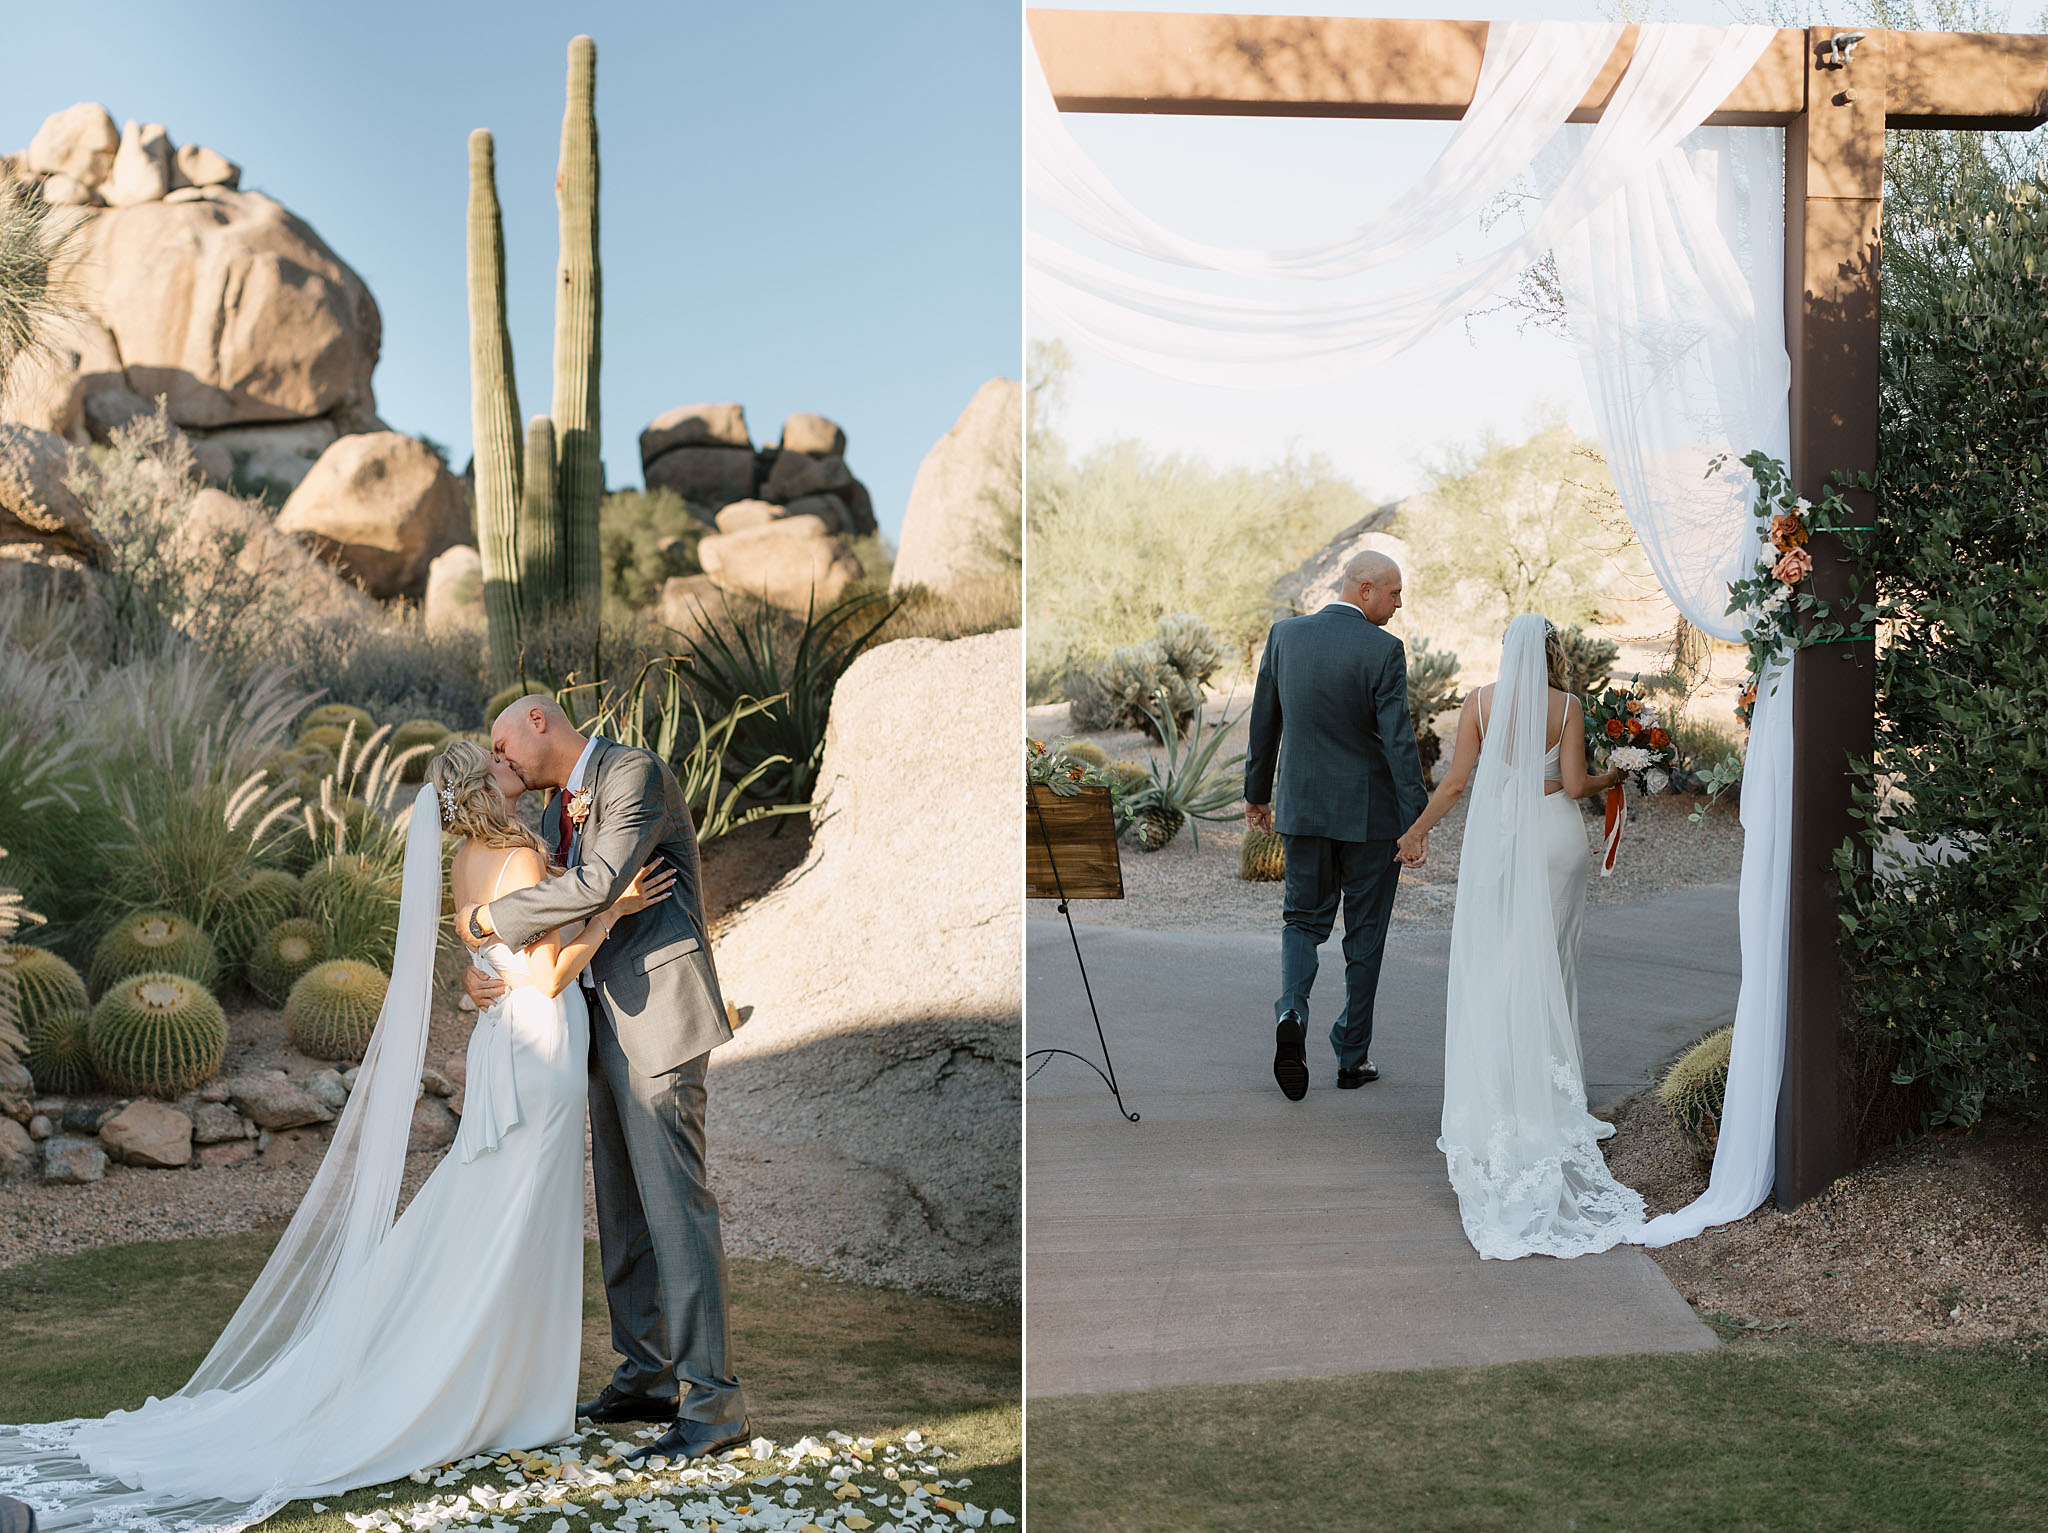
[553,658,805,842]
[1125,694,1246,852]
[664,589,901,807]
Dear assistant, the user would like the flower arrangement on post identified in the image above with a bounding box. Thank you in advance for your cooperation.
[1720,449,1864,690]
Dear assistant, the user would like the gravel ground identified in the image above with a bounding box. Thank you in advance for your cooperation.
[1026,700,1745,935]
[1605,1091,2048,1348]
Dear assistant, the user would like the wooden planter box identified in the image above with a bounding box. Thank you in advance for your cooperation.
[1026,785,1123,900]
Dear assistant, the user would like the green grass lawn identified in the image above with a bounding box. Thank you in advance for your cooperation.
[1027,1322,2048,1532]
[0,1234,1018,1530]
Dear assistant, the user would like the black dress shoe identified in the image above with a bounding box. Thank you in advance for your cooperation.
[1337,1061,1380,1089]
[1273,1010,1309,1101]
[627,1415,751,1464]
[578,1384,681,1424]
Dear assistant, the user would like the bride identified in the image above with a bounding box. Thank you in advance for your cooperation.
[1396,614,1645,1261]
[0,739,672,1531]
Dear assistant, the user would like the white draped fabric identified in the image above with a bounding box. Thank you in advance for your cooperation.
[1027,19,1795,1244]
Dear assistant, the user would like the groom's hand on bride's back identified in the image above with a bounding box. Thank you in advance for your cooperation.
[461,963,507,1009]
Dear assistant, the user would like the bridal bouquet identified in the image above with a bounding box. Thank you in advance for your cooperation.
[1582,678,1675,877]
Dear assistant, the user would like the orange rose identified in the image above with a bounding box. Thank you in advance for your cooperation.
[1626,718,1644,736]
[1770,512,1810,551]
[1648,727,1670,749]
[1604,718,1625,739]
[1627,699,1643,715]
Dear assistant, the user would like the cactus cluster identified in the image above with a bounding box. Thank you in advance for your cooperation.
[1658,1025,1734,1155]
[89,910,220,996]
[391,719,452,783]
[297,723,352,757]
[468,34,605,687]
[1062,741,1109,769]
[26,1008,96,1094]
[0,944,88,1036]
[1239,827,1287,882]
[483,682,527,729]
[249,917,331,1007]
[219,869,301,964]
[285,959,389,1061]
[303,703,378,741]
[89,971,228,1097]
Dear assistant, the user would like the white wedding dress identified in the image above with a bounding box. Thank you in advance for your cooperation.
[0,789,592,1532]
[1438,615,1646,1260]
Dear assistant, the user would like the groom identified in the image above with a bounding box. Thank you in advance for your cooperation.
[1244,551,1429,1100]
[458,696,748,1462]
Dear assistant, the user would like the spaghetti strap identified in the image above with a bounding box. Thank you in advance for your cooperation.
[489,850,519,902]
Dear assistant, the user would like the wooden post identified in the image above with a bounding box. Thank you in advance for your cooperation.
[1777,26,1884,1205]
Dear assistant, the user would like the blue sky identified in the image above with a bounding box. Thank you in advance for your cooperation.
[2,1,1022,540]
[1029,0,2042,502]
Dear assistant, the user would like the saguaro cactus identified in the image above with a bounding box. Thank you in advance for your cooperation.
[553,33,604,615]
[520,414,564,622]
[467,128,524,686]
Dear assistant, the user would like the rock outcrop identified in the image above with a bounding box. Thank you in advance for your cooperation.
[275,432,468,601]
[423,544,486,634]
[3,104,383,480]
[638,404,877,538]
[708,630,1022,1302]
[0,422,108,565]
[892,378,1020,596]
[696,515,862,613]
[175,489,379,621]
[1269,502,1409,617]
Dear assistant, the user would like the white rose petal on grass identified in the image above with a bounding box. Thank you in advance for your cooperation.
[990,1512,1016,1527]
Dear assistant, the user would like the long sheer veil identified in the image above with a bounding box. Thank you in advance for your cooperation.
[1438,615,1644,1259]
[0,784,447,1532]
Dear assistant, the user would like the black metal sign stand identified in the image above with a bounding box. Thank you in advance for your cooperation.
[1025,792,1138,1122]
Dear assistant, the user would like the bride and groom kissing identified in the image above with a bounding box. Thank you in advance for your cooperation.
[0,699,750,1530]
[1245,551,1647,1261]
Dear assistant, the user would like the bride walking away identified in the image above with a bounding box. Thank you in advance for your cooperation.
[1398,614,1642,1260]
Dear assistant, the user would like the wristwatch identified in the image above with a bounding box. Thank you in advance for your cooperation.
[468,907,489,942]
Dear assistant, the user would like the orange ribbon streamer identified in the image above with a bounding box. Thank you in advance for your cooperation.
[1600,783,1625,877]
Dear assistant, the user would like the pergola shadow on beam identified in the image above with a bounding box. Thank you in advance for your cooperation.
[1029,10,2048,1209]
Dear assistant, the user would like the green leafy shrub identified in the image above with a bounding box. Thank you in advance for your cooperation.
[249,918,331,1008]
[285,958,388,1061]
[88,910,220,997]
[89,971,228,1097]
[27,1008,96,1095]
[600,487,705,616]
[1658,1026,1732,1155]
[1835,165,2048,1130]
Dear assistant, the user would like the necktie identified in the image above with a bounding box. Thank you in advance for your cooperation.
[556,800,575,865]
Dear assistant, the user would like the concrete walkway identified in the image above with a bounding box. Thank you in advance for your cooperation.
[1025,883,1737,1397]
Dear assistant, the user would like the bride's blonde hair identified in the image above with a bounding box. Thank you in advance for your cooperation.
[427,738,557,866]
[1542,620,1573,695]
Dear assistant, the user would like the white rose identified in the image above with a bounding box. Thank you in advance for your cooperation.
[1646,767,1671,795]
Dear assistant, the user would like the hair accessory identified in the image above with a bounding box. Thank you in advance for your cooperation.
[438,785,458,821]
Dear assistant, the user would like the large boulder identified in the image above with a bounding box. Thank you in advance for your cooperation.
[696,515,861,612]
[1269,503,1409,617]
[0,422,108,565]
[103,120,172,207]
[657,574,725,645]
[192,418,339,491]
[179,488,378,620]
[709,630,1022,1302]
[173,143,239,190]
[224,1072,333,1131]
[276,432,468,600]
[0,1117,35,1181]
[891,378,1021,595]
[58,188,380,431]
[0,307,126,443]
[26,103,118,188]
[640,403,751,465]
[643,445,756,508]
[762,450,853,505]
[778,412,845,458]
[423,543,485,634]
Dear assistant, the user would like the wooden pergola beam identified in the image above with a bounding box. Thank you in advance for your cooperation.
[1029,10,2048,130]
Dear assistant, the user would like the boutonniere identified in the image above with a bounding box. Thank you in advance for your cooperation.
[566,788,595,829]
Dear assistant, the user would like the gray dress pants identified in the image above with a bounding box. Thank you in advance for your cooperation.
[586,983,747,1425]
[1276,834,1403,1072]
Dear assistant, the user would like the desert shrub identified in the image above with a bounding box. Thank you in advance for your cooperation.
[600,487,705,618]
[1407,423,1636,638]
[1028,417,1374,699]
[851,574,1019,648]
[268,615,487,728]
[1075,612,1224,739]
[69,404,297,676]
[1834,161,2048,1129]
[1406,637,1464,781]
